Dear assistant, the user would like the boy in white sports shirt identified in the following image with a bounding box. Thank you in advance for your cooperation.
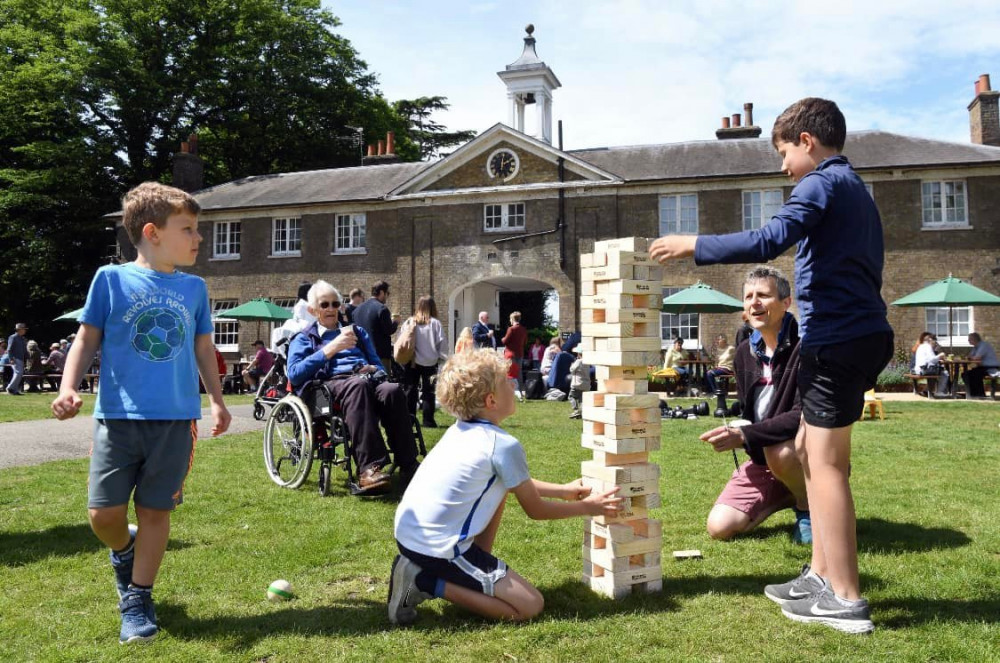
[388,349,621,625]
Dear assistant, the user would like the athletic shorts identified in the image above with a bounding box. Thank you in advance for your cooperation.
[398,542,508,597]
[715,460,793,522]
[799,331,894,428]
[89,419,197,510]
[248,367,264,378]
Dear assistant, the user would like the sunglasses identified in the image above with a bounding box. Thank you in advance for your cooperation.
[318,300,341,309]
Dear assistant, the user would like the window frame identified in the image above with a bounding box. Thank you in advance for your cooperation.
[483,202,525,233]
[333,213,367,254]
[658,194,699,235]
[741,189,783,231]
[921,179,969,229]
[924,306,973,348]
[271,216,302,257]
[211,299,240,352]
[212,220,241,260]
[660,287,700,350]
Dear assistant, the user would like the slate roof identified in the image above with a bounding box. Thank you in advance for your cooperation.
[570,130,1000,181]
[192,161,430,212]
[181,130,1000,214]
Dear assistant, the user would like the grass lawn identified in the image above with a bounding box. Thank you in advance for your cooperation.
[1,399,998,661]
[0,392,255,423]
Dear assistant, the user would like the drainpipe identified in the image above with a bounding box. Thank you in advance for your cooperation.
[558,120,566,269]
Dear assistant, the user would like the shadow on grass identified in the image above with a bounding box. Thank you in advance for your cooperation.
[731,518,970,555]
[0,524,103,566]
[877,597,1000,628]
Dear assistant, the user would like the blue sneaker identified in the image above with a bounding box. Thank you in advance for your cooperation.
[118,590,157,643]
[110,524,139,599]
[792,509,812,545]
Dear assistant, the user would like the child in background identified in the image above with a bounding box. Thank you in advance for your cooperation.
[388,349,620,625]
[567,347,590,419]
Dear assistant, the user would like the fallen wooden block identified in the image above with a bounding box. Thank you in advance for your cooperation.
[672,549,703,560]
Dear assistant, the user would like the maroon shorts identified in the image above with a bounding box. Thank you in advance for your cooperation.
[715,460,793,522]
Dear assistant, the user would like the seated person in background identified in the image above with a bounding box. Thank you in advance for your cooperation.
[287,280,419,493]
[698,266,811,544]
[43,342,67,390]
[963,332,1000,398]
[704,334,736,395]
[540,336,561,377]
[914,331,950,396]
[25,340,44,392]
[652,337,688,394]
[387,349,621,626]
[242,340,274,392]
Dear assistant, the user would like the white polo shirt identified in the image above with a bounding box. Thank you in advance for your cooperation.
[394,419,531,559]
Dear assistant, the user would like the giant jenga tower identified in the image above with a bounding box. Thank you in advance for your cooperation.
[578,237,664,599]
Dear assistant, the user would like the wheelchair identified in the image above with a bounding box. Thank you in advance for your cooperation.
[251,339,290,422]
[262,375,427,496]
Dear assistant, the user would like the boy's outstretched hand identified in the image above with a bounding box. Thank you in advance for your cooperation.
[210,402,232,437]
[648,235,697,264]
[51,390,83,420]
[582,486,623,518]
[562,478,592,501]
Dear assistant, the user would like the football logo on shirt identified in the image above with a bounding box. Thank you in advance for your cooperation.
[131,308,186,362]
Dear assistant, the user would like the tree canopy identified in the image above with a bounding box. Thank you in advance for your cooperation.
[0,0,474,338]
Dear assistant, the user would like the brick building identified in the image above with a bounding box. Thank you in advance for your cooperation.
[118,32,1000,361]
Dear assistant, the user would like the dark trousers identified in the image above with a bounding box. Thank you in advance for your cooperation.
[323,375,418,472]
[963,366,994,397]
[403,363,438,424]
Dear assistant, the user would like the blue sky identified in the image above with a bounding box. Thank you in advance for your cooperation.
[325,0,1000,151]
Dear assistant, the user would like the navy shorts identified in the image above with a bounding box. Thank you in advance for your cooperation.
[398,542,508,597]
[799,331,894,428]
[89,419,197,510]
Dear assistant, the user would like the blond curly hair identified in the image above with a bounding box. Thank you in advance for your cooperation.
[436,349,510,421]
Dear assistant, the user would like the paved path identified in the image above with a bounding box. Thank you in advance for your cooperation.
[0,405,265,470]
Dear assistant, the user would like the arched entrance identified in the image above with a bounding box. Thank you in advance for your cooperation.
[447,276,559,346]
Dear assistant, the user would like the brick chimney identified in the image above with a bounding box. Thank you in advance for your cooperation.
[172,133,204,192]
[362,131,402,166]
[716,102,762,140]
[969,74,1000,146]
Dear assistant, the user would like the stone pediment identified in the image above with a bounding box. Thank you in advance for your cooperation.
[388,124,620,199]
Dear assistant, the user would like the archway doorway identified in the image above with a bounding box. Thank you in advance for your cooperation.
[447,276,559,349]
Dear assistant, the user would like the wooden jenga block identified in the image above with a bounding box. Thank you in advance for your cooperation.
[605,251,656,268]
[593,337,662,352]
[581,405,660,426]
[595,366,648,380]
[581,322,657,339]
[577,336,595,352]
[583,572,662,599]
[586,517,662,542]
[583,419,661,439]
[595,279,659,296]
[593,237,648,253]
[586,562,662,587]
[583,532,663,560]
[632,265,664,281]
[581,475,658,499]
[594,492,661,525]
[580,280,596,296]
[597,378,649,395]
[583,392,660,409]
[591,450,650,466]
[581,264,647,282]
[602,307,659,323]
[582,350,660,367]
[583,545,661,573]
[581,461,660,483]
[580,252,598,268]
[581,294,654,310]
[581,434,660,454]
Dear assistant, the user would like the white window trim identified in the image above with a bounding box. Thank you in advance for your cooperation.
[211,300,240,353]
[332,212,367,254]
[660,287,700,350]
[658,194,699,235]
[483,202,525,233]
[212,220,241,260]
[271,217,302,257]
[921,179,970,230]
[741,189,783,231]
[924,306,974,348]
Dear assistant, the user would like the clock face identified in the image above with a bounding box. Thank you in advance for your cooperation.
[487,149,519,180]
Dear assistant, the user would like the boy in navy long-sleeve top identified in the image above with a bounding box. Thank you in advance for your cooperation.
[650,98,892,634]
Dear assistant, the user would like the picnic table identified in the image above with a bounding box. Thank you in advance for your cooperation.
[941,358,974,399]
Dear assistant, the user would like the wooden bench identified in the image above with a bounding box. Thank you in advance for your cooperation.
[904,373,939,398]
[21,373,99,393]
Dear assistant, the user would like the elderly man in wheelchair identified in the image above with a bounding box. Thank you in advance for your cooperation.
[285,280,420,494]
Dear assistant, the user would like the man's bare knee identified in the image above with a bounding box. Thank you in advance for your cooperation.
[706,509,742,540]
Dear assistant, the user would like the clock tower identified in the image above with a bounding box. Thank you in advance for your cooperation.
[497,25,561,144]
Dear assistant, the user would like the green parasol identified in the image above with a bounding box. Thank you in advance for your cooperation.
[219,298,293,342]
[892,274,1000,350]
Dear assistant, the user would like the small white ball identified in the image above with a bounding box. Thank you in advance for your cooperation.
[267,579,293,602]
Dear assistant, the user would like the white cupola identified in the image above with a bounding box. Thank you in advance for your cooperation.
[497,24,561,144]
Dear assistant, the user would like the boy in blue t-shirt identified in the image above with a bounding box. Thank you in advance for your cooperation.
[650,98,892,635]
[52,182,231,643]
[388,349,621,625]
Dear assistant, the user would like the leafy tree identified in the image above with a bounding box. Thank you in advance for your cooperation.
[393,96,476,160]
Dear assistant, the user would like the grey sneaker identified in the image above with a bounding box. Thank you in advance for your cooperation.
[387,554,431,626]
[118,590,157,643]
[764,564,826,605]
[110,524,139,599]
[781,586,875,634]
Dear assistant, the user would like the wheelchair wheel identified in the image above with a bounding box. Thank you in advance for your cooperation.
[317,464,331,496]
[263,396,313,488]
[252,402,266,421]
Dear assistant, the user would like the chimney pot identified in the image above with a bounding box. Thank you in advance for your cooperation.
[732,113,741,128]
[188,133,198,155]
[367,144,375,157]
[721,117,731,129]
[743,102,754,127]
[377,139,385,156]
[978,73,992,94]
[386,131,395,155]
